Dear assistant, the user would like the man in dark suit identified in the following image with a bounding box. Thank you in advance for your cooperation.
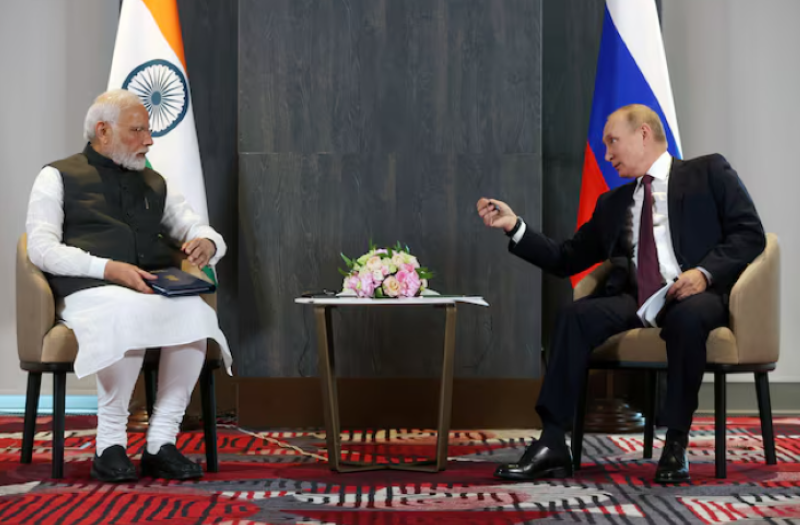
[477,104,765,484]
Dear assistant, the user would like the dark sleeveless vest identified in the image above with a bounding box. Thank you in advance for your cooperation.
[46,144,174,298]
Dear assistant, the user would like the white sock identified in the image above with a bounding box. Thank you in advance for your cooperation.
[145,340,207,455]
[95,349,145,456]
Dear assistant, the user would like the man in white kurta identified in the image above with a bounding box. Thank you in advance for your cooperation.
[25,90,232,482]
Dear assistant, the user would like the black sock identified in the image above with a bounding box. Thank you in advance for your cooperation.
[539,420,566,448]
[666,429,688,447]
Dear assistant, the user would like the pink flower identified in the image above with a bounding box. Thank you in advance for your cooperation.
[345,275,360,292]
[395,269,421,297]
[358,274,375,297]
[401,263,416,273]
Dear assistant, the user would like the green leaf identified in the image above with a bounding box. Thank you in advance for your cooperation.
[374,287,385,298]
[405,244,410,253]
[340,252,354,268]
[369,238,376,252]
[388,248,394,258]
[338,267,350,277]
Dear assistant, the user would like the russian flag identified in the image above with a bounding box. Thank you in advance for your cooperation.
[571,0,683,287]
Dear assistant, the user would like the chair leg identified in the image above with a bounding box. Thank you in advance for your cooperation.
[755,371,777,465]
[571,368,590,471]
[21,372,43,464]
[144,365,158,419]
[200,366,219,473]
[643,370,657,459]
[52,372,67,479]
[714,371,727,479]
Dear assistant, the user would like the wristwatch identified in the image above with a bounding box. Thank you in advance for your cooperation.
[505,216,523,238]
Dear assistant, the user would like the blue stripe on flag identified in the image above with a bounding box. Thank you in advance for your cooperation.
[587,7,682,191]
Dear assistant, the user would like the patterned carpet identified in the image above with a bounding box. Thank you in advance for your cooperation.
[0,415,797,524]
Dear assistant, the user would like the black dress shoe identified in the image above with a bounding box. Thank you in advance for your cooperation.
[494,440,574,481]
[141,444,203,480]
[654,439,690,484]
[91,445,138,483]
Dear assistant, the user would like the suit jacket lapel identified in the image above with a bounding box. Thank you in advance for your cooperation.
[668,158,686,268]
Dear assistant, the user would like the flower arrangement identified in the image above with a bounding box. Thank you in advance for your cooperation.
[340,241,434,298]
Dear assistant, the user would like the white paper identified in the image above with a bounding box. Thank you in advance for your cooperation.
[636,282,674,327]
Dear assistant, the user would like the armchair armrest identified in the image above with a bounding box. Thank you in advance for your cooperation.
[170,249,217,310]
[573,261,614,301]
[16,233,56,363]
[728,233,780,364]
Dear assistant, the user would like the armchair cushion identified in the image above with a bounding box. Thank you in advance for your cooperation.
[591,326,738,365]
[41,325,79,364]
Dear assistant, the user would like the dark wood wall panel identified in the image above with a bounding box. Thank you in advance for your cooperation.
[239,0,541,155]
[238,0,543,379]
[179,0,239,353]
[540,0,604,349]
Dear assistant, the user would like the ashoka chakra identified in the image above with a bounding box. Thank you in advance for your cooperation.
[122,59,189,137]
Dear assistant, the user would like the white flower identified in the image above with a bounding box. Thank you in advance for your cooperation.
[391,253,406,268]
[366,256,383,272]
[382,276,401,297]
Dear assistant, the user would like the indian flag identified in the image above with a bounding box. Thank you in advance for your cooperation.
[109,0,214,280]
[109,0,208,221]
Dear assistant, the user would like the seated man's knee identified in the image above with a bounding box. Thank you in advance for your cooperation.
[662,296,719,339]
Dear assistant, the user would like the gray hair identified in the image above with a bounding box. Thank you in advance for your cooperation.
[83,89,144,142]
[613,104,668,144]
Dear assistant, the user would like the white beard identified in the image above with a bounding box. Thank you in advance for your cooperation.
[109,142,147,171]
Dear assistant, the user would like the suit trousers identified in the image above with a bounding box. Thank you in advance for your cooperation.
[536,291,728,433]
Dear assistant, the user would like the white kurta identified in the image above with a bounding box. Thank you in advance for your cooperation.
[26,166,233,379]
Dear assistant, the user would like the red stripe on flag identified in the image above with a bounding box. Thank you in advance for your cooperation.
[570,143,609,287]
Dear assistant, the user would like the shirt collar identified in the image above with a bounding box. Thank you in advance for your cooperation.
[637,150,672,188]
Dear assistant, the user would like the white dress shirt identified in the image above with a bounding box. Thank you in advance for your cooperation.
[631,151,681,283]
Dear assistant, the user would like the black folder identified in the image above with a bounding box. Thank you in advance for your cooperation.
[146,267,216,297]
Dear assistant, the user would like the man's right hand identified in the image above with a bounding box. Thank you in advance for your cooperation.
[103,261,157,294]
[476,197,518,232]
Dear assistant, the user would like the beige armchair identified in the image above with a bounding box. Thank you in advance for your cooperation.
[16,233,223,479]
[571,233,780,479]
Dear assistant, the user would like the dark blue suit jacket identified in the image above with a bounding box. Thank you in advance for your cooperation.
[511,154,766,296]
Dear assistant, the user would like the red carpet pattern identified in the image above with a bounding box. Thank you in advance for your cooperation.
[0,415,797,524]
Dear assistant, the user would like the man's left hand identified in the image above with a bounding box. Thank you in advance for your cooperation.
[666,269,708,301]
[182,238,216,268]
